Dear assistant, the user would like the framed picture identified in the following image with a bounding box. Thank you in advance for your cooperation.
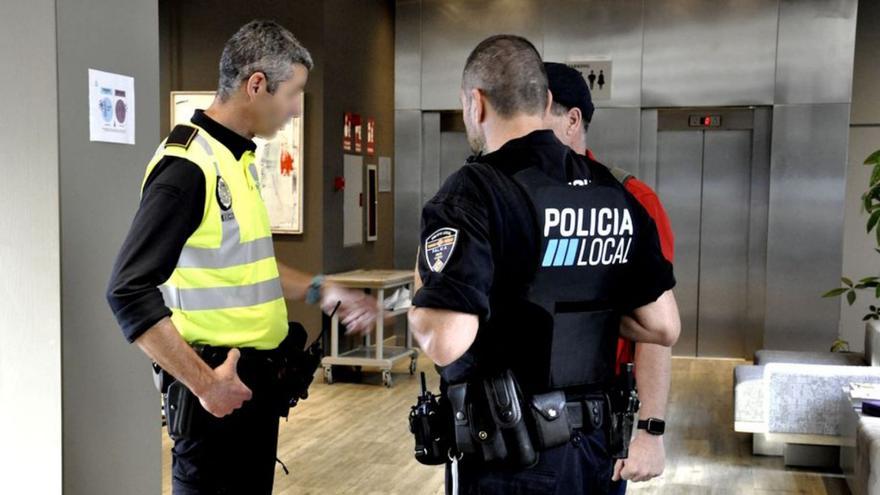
[169,91,305,234]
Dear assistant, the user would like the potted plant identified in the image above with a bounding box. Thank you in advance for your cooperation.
[824,149,880,337]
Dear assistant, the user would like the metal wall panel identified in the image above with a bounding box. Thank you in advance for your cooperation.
[542,0,644,107]
[642,0,778,107]
[764,103,850,351]
[395,0,421,110]
[698,130,753,358]
[440,131,470,184]
[586,108,641,173]
[746,107,772,357]
[638,109,659,187]
[420,0,544,110]
[775,0,857,105]
[850,0,880,124]
[656,131,704,357]
[394,110,424,268]
[421,112,442,203]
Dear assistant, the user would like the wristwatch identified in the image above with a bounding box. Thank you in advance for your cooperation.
[637,417,665,436]
[305,275,325,305]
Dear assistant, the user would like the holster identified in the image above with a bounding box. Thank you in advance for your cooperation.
[276,322,322,418]
[164,379,197,440]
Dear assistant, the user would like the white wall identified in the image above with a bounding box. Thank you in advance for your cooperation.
[839,0,880,351]
[0,1,62,493]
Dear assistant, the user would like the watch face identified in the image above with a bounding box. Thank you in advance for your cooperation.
[647,418,665,435]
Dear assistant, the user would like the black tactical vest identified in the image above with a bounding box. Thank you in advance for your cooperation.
[466,159,642,396]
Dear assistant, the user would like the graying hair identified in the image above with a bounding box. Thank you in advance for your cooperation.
[217,20,314,100]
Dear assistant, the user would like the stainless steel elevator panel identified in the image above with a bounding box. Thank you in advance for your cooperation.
[654,108,765,358]
[440,131,469,185]
[656,131,704,357]
[698,131,752,357]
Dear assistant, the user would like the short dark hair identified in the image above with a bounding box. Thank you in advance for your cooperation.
[462,35,548,118]
[218,20,314,100]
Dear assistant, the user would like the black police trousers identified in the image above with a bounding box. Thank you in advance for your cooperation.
[171,350,283,495]
[446,428,614,495]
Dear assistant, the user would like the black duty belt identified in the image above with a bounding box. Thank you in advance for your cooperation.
[565,397,607,431]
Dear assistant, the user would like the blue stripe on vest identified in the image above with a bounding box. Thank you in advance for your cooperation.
[552,239,570,266]
[542,239,559,267]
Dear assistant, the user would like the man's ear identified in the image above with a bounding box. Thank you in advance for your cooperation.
[245,72,267,101]
[470,88,486,124]
[545,89,554,117]
[568,107,583,135]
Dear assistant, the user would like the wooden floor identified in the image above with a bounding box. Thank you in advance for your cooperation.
[162,356,851,494]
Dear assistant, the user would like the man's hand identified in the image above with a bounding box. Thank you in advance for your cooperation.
[611,431,665,483]
[196,349,253,418]
[321,283,379,335]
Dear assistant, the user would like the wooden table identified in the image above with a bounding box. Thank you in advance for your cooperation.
[321,269,417,387]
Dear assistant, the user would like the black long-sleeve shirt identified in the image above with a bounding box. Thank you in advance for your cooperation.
[106,110,256,343]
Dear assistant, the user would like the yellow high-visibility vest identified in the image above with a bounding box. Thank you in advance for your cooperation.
[142,124,288,350]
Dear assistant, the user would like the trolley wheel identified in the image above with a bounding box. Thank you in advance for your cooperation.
[323,366,334,385]
[409,357,418,375]
[382,369,393,388]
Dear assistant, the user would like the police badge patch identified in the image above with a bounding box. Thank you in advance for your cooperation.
[216,176,233,211]
[424,228,458,273]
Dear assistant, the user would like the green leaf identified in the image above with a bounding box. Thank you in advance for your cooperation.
[861,277,880,283]
[872,164,880,187]
[823,287,849,297]
[848,290,857,305]
[876,284,880,298]
[866,149,880,165]
[870,210,880,234]
[842,277,854,287]
[865,315,873,321]
[864,193,873,213]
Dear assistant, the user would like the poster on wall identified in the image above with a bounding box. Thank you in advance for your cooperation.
[170,91,306,234]
[366,117,376,156]
[353,114,363,153]
[343,112,352,151]
[170,91,215,128]
[89,69,135,145]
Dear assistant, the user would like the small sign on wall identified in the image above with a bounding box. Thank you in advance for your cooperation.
[88,69,135,144]
[343,112,352,151]
[353,114,362,153]
[366,117,376,156]
[569,60,612,101]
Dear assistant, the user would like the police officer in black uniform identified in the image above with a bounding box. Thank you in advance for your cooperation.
[408,35,681,494]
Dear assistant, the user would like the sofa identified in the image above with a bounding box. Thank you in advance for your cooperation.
[733,321,880,467]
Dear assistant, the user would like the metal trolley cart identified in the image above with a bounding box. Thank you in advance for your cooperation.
[321,269,417,387]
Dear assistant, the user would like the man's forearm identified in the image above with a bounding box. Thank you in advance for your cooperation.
[134,316,216,397]
[633,343,671,420]
[277,261,315,301]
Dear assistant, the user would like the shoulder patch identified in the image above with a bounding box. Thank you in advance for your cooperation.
[165,125,199,150]
[424,228,459,273]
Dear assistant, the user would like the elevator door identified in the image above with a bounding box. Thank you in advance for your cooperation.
[655,108,758,358]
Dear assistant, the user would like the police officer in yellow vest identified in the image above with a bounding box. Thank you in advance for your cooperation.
[106,20,378,495]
